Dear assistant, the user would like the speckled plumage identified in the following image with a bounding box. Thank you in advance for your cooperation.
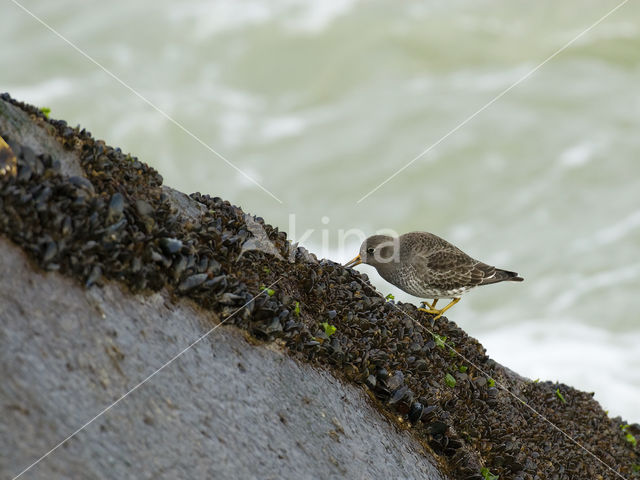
[345,232,522,318]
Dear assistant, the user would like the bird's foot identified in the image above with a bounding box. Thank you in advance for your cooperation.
[417,307,444,320]
[418,298,460,321]
[419,299,438,310]
[419,299,442,319]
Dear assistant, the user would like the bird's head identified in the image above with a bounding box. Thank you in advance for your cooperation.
[344,235,399,269]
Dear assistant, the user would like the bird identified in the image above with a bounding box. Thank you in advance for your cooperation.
[344,232,523,320]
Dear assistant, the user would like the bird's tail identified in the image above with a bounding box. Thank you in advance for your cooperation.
[481,268,524,285]
[497,269,523,282]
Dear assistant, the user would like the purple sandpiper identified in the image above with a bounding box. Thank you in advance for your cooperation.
[345,231,523,319]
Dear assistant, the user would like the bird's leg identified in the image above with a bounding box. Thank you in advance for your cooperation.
[431,298,460,320]
[418,299,438,313]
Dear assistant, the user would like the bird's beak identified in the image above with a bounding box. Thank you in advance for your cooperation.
[344,254,362,268]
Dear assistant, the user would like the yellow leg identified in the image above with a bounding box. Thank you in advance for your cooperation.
[433,298,459,320]
[419,299,437,310]
[418,298,459,320]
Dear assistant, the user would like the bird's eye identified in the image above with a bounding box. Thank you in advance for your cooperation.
[366,247,374,254]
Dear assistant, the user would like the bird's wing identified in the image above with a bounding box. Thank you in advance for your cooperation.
[413,249,496,291]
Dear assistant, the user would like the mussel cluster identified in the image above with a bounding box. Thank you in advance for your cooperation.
[1,93,637,480]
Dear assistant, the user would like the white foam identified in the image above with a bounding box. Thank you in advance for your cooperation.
[449,64,534,92]
[217,111,253,148]
[282,0,358,33]
[8,78,74,105]
[481,321,640,422]
[573,209,640,252]
[448,224,475,244]
[558,142,596,168]
[577,21,639,42]
[169,1,273,38]
[168,0,359,38]
[260,115,306,141]
[550,262,640,311]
